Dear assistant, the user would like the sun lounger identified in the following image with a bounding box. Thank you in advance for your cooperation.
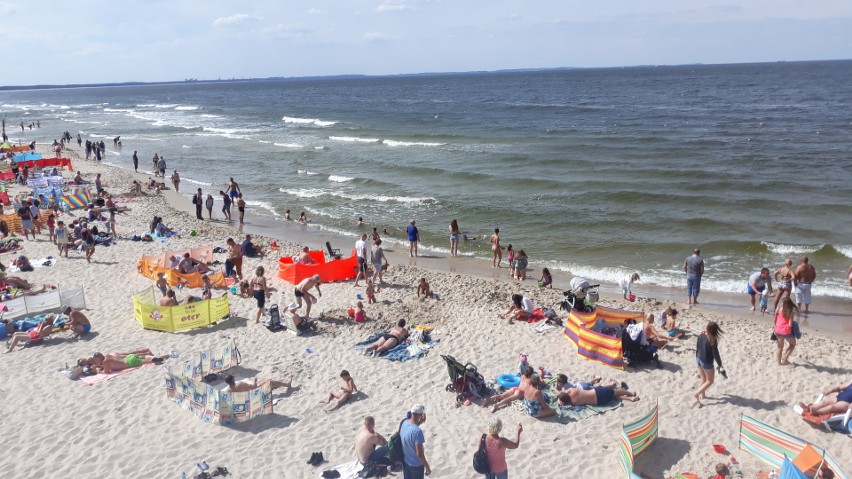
[793,394,852,434]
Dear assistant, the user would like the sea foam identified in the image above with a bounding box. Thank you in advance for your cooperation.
[282,116,337,127]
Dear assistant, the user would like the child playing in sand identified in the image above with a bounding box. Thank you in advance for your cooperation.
[416,277,432,299]
[539,268,552,288]
[155,272,168,296]
[712,463,731,479]
[619,272,640,300]
[365,279,377,304]
[55,220,68,257]
[353,301,366,323]
[319,370,358,412]
[46,214,56,244]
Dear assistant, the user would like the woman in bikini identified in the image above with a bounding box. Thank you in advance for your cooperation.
[773,258,795,313]
[250,266,270,323]
[5,315,55,352]
[364,319,409,357]
[449,219,460,257]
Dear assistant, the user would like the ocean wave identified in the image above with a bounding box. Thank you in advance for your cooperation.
[383,140,446,147]
[137,104,178,108]
[182,177,213,186]
[273,142,302,148]
[103,108,135,113]
[328,175,354,183]
[41,103,70,109]
[297,170,321,176]
[762,241,825,255]
[278,187,436,205]
[175,105,200,111]
[244,200,280,216]
[200,114,222,119]
[182,145,192,148]
[281,116,337,127]
[833,245,852,259]
[329,136,381,143]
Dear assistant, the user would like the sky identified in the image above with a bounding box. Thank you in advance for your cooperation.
[1,0,851,85]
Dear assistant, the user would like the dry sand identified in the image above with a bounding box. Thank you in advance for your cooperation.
[0,144,849,479]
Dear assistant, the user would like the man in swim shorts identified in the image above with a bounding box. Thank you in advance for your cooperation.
[794,256,816,313]
[295,274,322,317]
[227,177,240,199]
[558,385,639,406]
[64,306,91,338]
[747,268,773,311]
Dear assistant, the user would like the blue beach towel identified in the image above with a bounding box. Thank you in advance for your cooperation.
[353,333,438,362]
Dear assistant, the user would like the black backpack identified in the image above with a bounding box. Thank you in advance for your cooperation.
[473,433,490,474]
[386,418,407,465]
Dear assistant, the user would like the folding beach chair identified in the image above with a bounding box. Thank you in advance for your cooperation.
[793,394,852,434]
[325,241,341,260]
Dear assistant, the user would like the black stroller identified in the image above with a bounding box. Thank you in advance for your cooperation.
[441,354,490,405]
[561,277,600,313]
[622,324,662,369]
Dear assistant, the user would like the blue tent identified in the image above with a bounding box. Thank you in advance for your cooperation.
[779,457,808,479]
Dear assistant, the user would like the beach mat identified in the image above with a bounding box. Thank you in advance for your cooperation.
[78,363,157,385]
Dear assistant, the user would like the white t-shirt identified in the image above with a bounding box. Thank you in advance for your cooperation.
[521,296,534,314]
[355,239,366,259]
[619,275,634,291]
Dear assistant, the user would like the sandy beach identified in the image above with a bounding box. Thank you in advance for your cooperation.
[0,143,849,479]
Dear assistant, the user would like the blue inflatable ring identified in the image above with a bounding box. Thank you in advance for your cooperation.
[497,374,520,388]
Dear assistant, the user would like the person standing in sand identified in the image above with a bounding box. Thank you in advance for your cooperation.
[219,191,232,221]
[205,194,214,220]
[236,193,246,225]
[192,188,203,220]
[406,220,420,257]
[401,404,431,478]
[693,321,723,407]
[152,153,159,177]
[794,256,816,313]
[171,169,180,193]
[132,150,139,172]
[371,239,389,285]
[683,248,704,305]
[478,419,522,479]
[773,258,795,313]
[226,237,243,280]
[491,228,503,268]
[250,266,270,323]
[774,297,797,366]
[354,234,368,287]
[294,274,322,318]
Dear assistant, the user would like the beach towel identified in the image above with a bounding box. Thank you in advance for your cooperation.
[8,257,56,272]
[531,322,558,334]
[143,230,179,239]
[78,362,157,386]
[515,307,546,323]
[317,460,363,479]
[353,333,439,362]
[510,384,623,423]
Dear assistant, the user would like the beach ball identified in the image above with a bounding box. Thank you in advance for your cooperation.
[189,229,197,237]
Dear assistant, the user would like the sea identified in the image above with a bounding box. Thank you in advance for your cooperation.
[2,60,851,300]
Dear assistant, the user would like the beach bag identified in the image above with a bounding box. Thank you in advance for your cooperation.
[472,434,490,474]
[264,304,283,331]
[386,418,407,465]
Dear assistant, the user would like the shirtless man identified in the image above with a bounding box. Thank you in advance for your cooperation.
[319,370,358,412]
[490,228,504,268]
[297,246,317,265]
[355,416,390,466]
[558,385,638,407]
[294,274,322,317]
[89,352,166,373]
[227,177,241,200]
[159,289,179,306]
[794,256,817,313]
[226,237,243,280]
[64,306,91,338]
[224,374,292,392]
[416,278,432,299]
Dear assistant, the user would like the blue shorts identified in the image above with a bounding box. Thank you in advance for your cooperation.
[81,323,91,334]
[696,357,713,370]
[594,386,615,405]
[747,283,765,295]
[687,276,701,298]
[666,329,679,337]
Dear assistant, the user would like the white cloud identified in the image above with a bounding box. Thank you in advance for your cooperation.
[306,8,325,15]
[377,2,413,13]
[0,1,19,14]
[363,32,390,42]
[212,13,261,27]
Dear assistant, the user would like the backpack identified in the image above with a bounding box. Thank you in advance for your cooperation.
[264,304,283,331]
[386,418,407,465]
[472,433,490,474]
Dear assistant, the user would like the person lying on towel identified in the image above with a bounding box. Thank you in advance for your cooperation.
[224,374,292,393]
[557,385,639,407]
[79,350,167,373]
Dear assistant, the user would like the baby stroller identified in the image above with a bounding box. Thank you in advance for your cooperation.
[441,354,489,405]
[622,325,662,369]
[561,277,600,313]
